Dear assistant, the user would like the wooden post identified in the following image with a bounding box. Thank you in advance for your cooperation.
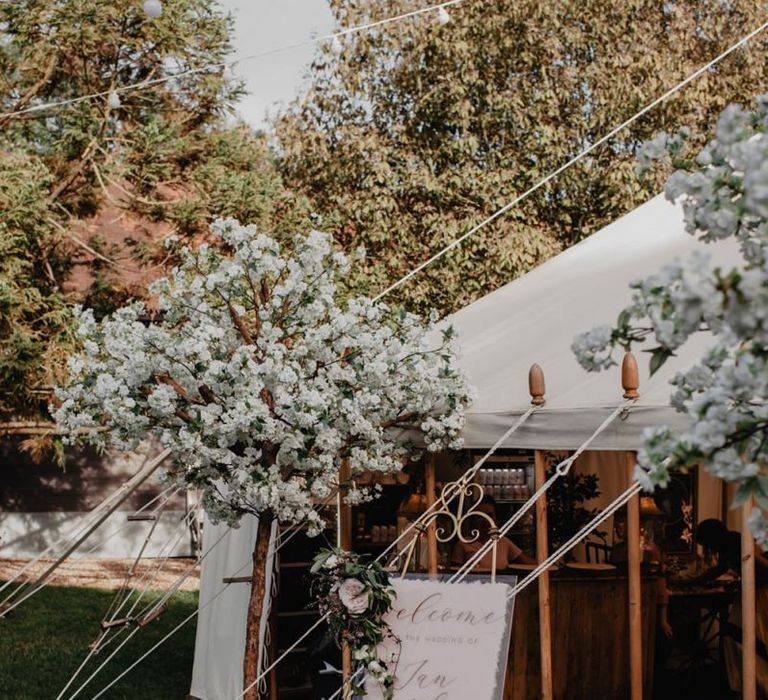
[338,459,353,699]
[742,497,757,700]
[529,364,553,700]
[626,452,643,700]
[622,353,643,700]
[425,456,439,577]
[534,451,554,700]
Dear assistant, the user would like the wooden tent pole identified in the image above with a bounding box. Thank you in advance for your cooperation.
[534,450,554,700]
[626,452,643,700]
[529,364,553,700]
[622,353,643,700]
[338,459,353,699]
[742,496,757,700]
[425,455,439,577]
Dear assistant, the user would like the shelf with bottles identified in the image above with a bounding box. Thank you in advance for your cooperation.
[350,480,410,551]
[471,451,535,504]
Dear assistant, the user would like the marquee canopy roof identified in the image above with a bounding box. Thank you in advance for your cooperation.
[450,194,741,451]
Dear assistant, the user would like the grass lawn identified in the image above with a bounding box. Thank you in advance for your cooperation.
[0,584,198,699]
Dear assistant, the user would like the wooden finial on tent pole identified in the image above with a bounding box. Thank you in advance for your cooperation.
[529,364,546,406]
[621,352,640,400]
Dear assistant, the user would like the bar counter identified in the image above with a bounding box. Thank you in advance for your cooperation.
[503,572,659,700]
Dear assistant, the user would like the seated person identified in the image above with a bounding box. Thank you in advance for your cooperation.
[692,519,768,696]
[692,518,768,585]
[451,496,534,571]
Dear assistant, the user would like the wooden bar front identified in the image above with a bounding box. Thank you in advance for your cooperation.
[504,574,658,700]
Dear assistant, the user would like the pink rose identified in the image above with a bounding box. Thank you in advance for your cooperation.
[338,578,370,616]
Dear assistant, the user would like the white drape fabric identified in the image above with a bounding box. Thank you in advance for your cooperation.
[190,514,275,700]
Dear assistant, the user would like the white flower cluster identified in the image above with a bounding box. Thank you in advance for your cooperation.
[570,325,615,371]
[574,95,768,534]
[53,221,473,531]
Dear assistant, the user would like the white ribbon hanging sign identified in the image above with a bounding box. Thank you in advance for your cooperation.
[367,578,515,700]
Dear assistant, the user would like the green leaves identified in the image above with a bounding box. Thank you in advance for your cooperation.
[647,346,675,376]
[0,1,306,425]
[276,0,768,315]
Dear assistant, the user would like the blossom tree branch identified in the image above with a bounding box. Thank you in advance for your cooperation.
[572,94,768,544]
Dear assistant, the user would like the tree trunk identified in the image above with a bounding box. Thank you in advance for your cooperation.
[243,515,274,700]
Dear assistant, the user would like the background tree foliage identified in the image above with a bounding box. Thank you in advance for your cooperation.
[0,0,310,421]
[275,0,768,315]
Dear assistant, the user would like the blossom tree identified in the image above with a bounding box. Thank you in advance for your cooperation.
[572,94,768,544]
[53,221,473,694]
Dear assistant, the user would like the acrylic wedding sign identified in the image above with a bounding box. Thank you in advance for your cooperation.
[366,578,515,700]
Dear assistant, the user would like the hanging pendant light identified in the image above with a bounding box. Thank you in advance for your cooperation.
[143,0,163,19]
[437,6,451,25]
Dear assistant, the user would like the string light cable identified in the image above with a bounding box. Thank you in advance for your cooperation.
[0,1,465,120]
[46,10,768,699]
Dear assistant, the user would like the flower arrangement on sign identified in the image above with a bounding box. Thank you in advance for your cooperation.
[312,548,398,698]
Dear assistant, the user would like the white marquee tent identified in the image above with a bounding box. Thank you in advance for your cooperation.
[190,193,741,698]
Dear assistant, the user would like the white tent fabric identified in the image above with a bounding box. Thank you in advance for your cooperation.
[452,193,741,450]
[190,515,275,700]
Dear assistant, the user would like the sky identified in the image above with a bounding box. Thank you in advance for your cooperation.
[219,0,335,129]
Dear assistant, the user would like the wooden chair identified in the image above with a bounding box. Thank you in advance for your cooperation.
[585,537,612,564]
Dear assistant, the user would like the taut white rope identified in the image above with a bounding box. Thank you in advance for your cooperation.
[502,482,643,598]
[62,524,233,700]
[322,481,644,700]
[0,479,174,600]
[374,18,768,301]
[0,1,466,120]
[85,553,255,700]
[54,501,192,700]
[82,407,538,700]
[0,482,178,617]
